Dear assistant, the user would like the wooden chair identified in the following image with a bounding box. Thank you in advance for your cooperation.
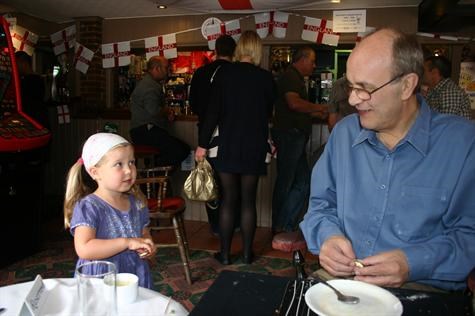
[135,176,192,285]
[134,144,175,194]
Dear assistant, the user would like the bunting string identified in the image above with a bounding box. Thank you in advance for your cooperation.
[6,12,473,75]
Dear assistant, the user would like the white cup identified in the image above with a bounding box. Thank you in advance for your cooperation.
[76,261,117,316]
[106,273,139,305]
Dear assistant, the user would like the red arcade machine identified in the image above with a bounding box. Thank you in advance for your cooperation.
[0,17,50,151]
[0,16,51,267]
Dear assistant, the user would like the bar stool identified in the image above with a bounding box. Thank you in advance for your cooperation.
[135,176,192,285]
[134,144,160,169]
[272,230,309,279]
[468,267,475,312]
[468,267,475,293]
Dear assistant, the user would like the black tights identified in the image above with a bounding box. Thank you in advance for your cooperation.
[217,172,259,259]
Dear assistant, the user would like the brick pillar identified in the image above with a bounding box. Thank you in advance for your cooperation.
[75,17,105,110]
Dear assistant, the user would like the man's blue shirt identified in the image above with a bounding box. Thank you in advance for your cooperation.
[300,96,475,290]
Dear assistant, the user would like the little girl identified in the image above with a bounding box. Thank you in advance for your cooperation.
[64,133,156,288]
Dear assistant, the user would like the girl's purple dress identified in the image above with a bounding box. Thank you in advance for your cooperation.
[70,194,152,288]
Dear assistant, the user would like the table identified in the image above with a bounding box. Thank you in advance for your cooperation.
[0,278,188,316]
[190,270,473,316]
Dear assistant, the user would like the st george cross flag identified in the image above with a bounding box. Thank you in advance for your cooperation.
[74,43,94,74]
[170,0,310,10]
[301,17,340,47]
[11,25,38,56]
[57,104,70,124]
[50,25,76,56]
[356,26,376,42]
[101,41,131,68]
[254,11,289,39]
[206,19,241,50]
[145,33,178,60]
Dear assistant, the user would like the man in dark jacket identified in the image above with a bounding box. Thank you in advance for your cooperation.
[130,55,190,166]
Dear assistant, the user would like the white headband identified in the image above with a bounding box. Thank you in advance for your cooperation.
[81,133,130,171]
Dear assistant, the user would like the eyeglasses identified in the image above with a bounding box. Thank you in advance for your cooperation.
[346,73,405,101]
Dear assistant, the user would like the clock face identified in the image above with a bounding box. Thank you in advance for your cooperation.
[201,17,222,39]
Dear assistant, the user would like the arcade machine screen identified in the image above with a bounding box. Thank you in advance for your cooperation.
[0,16,51,152]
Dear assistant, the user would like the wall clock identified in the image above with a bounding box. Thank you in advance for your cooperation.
[201,17,222,39]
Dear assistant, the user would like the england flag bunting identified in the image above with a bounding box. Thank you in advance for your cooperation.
[57,104,70,124]
[206,19,241,50]
[11,25,38,56]
[167,0,311,10]
[145,33,178,60]
[356,26,376,42]
[74,43,94,74]
[301,17,339,47]
[50,25,76,56]
[254,11,289,39]
[101,41,131,68]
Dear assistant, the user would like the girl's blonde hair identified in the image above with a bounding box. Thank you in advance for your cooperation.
[233,30,262,66]
[63,143,146,228]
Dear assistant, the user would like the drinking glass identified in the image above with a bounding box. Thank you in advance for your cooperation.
[76,260,117,316]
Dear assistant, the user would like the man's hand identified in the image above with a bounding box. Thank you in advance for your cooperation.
[160,106,175,122]
[167,107,176,121]
[319,235,356,277]
[353,249,409,288]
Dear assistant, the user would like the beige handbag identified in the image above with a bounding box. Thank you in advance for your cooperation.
[183,158,218,202]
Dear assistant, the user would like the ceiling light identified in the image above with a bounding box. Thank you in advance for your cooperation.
[331,0,341,3]
[157,4,167,9]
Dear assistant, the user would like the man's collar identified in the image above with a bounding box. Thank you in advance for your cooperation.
[404,95,431,155]
[353,94,431,155]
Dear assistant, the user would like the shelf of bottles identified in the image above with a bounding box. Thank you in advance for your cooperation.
[166,74,192,115]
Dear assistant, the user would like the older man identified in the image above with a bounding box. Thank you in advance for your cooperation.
[300,28,475,291]
[130,56,189,166]
[423,55,471,120]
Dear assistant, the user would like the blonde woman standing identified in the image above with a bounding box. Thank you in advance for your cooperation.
[195,31,276,265]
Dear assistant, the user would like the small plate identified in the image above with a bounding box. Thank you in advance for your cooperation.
[305,279,403,316]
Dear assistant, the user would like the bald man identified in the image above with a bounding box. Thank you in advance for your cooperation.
[271,46,328,234]
[130,56,189,166]
[300,28,475,291]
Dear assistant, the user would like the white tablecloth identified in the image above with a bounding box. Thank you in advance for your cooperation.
[0,278,189,316]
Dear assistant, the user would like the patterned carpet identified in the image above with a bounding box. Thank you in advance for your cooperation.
[0,241,316,312]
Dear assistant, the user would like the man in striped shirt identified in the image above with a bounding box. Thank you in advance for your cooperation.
[422,55,472,120]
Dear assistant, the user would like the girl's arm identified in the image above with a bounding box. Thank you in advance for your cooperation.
[74,226,155,260]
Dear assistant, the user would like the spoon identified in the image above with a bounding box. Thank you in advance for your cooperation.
[321,281,360,304]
